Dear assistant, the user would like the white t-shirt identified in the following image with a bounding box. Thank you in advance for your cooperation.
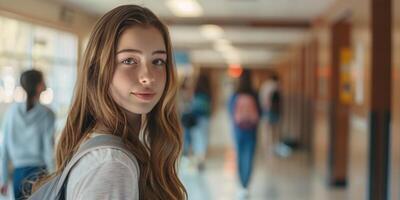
[66,135,140,200]
[259,80,278,111]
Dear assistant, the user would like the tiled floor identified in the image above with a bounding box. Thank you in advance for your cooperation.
[179,145,347,200]
[179,95,359,200]
[178,100,351,200]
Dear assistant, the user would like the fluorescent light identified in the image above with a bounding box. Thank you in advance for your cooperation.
[214,43,235,52]
[223,50,241,64]
[212,38,241,64]
[215,38,231,46]
[167,0,203,17]
[213,39,233,52]
[200,24,224,40]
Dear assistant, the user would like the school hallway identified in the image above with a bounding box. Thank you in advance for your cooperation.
[179,106,348,200]
[180,150,347,200]
[1,0,399,199]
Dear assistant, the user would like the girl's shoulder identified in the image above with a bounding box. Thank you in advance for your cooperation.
[70,144,140,178]
[79,146,138,166]
[66,147,140,199]
[69,133,139,176]
[68,134,140,184]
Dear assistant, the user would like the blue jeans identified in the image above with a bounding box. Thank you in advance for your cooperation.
[183,127,191,156]
[233,127,257,188]
[13,166,46,200]
[183,117,210,157]
[191,117,209,157]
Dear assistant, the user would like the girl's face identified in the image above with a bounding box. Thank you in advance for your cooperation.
[111,26,167,114]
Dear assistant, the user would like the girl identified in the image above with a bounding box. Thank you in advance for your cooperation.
[38,5,186,200]
[0,69,55,200]
[228,70,260,199]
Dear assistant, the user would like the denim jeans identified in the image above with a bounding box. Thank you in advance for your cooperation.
[183,127,191,156]
[233,127,257,188]
[183,117,210,157]
[13,166,46,200]
[191,117,210,157]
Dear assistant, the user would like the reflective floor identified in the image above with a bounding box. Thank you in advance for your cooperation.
[179,138,348,200]
[178,102,350,200]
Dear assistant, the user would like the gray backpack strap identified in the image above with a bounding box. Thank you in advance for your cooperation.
[54,134,138,197]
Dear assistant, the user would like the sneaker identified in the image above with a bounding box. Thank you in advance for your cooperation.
[237,187,249,200]
[197,162,205,172]
[274,143,292,158]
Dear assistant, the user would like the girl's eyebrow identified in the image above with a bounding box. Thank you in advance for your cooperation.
[116,49,167,55]
[153,50,167,55]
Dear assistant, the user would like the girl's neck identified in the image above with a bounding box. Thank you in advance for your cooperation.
[125,110,142,134]
[93,110,142,136]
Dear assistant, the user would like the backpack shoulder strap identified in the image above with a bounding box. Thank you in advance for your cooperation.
[54,134,138,194]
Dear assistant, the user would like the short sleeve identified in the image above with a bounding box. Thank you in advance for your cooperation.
[70,161,139,200]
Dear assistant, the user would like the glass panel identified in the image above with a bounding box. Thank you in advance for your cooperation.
[0,15,78,134]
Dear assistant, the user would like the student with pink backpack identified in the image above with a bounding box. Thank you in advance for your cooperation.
[228,70,261,199]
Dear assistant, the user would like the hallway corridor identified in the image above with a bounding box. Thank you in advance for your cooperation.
[180,146,347,200]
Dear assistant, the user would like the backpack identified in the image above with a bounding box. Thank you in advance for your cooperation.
[181,111,198,128]
[191,93,211,117]
[270,90,281,114]
[233,94,260,130]
[28,134,138,200]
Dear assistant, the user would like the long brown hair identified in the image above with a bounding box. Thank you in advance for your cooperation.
[53,5,186,199]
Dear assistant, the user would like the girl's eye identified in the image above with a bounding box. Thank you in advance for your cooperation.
[121,58,138,65]
[153,59,166,66]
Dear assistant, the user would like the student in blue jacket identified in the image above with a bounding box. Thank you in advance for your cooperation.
[0,69,55,199]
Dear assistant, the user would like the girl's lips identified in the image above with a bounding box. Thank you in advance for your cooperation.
[131,92,156,101]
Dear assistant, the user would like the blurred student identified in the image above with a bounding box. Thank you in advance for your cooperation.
[0,69,55,199]
[179,77,195,157]
[259,75,290,157]
[187,74,211,171]
[228,70,260,199]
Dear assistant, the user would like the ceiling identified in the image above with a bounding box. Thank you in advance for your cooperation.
[52,0,336,67]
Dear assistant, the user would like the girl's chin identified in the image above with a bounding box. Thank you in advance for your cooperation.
[126,107,154,115]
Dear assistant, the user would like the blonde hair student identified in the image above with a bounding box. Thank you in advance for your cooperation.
[36,5,186,200]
